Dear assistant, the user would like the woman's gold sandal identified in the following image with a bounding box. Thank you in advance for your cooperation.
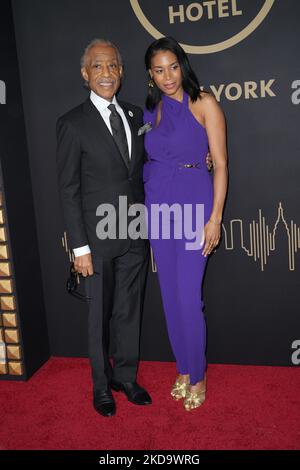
[183,384,206,411]
[171,377,190,400]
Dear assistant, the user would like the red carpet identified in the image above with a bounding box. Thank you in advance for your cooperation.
[0,357,299,450]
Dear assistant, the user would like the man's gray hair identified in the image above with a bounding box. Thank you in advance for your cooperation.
[80,38,123,68]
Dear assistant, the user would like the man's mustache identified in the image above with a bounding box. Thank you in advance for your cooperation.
[96,79,116,85]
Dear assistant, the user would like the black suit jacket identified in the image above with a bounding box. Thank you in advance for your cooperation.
[56,97,148,258]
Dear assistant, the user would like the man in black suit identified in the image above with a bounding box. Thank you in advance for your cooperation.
[56,39,151,417]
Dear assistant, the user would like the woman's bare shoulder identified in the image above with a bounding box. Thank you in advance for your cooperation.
[195,91,223,118]
[198,90,218,106]
[191,90,214,110]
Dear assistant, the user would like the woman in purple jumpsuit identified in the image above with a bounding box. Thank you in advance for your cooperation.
[143,38,228,411]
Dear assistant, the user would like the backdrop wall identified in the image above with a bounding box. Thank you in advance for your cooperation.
[0,0,49,380]
[9,0,300,367]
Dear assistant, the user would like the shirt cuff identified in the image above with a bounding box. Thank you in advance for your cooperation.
[73,245,91,257]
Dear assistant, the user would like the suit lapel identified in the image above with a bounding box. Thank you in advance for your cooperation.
[83,98,129,170]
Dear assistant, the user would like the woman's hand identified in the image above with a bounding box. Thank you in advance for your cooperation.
[205,151,214,172]
[202,219,221,257]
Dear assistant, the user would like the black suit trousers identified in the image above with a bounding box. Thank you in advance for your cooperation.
[85,240,149,391]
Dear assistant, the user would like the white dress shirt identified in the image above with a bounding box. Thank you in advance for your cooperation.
[73,91,132,258]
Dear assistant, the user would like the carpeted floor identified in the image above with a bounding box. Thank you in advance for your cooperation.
[0,357,299,450]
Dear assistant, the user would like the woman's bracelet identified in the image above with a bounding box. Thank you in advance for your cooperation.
[209,218,222,225]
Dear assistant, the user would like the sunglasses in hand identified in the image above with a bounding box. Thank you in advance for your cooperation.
[66,263,99,301]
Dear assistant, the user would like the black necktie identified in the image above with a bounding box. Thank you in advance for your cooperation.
[108,104,130,168]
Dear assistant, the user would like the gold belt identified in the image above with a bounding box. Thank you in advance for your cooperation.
[178,162,201,169]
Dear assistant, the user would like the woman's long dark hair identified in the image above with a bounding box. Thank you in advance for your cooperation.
[145,36,205,111]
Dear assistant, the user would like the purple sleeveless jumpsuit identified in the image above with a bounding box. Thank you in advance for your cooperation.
[143,91,214,385]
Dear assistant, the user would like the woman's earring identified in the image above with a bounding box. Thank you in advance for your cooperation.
[148,78,154,88]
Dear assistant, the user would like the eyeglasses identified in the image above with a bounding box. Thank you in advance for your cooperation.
[66,263,99,302]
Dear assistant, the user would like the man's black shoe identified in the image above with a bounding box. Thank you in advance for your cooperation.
[111,380,152,405]
[93,389,116,417]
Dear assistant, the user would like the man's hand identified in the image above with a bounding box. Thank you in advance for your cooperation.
[74,253,94,277]
[206,151,214,171]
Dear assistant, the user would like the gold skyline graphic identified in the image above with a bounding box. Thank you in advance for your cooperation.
[62,231,74,263]
[150,202,299,273]
[221,201,299,272]
[62,202,299,273]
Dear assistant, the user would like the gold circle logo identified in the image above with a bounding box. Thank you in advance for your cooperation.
[130,0,275,54]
